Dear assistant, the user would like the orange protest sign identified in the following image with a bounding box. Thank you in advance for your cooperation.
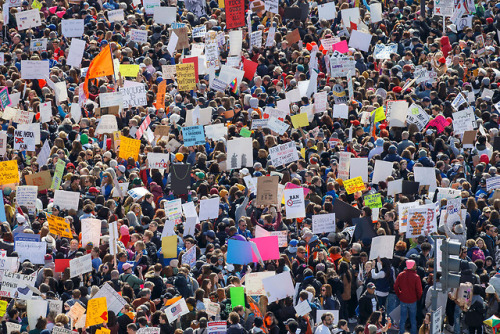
[86,297,108,327]
[47,214,73,238]
[118,136,141,161]
[0,160,20,185]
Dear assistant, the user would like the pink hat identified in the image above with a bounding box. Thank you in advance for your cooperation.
[406,259,416,270]
[120,225,130,236]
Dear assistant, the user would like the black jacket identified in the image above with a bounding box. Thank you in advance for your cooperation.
[358,291,378,325]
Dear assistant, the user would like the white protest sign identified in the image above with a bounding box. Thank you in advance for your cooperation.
[69,254,92,278]
[262,271,295,303]
[143,0,160,14]
[81,218,101,248]
[386,100,408,128]
[312,213,336,234]
[369,235,396,259]
[406,103,430,131]
[372,160,394,184]
[121,81,147,107]
[198,197,220,221]
[130,29,148,44]
[6,323,21,334]
[14,128,36,151]
[245,271,276,296]
[487,176,500,191]
[414,166,437,192]
[61,19,84,37]
[147,153,170,170]
[295,299,312,317]
[284,187,305,219]
[229,30,243,56]
[15,240,45,265]
[348,30,372,52]
[267,117,289,135]
[318,2,337,20]
[16,186,37,214]
[0,271,36,298]
[268,141,299,167]
[108,9,125,22]
[95,115,119,135]
[15,9,41,30]
[226,137,253,169]
[333,104,349,119]
[21,60,49,79]
[27,300,47,330]
[153,7,177,25]
[67,38,86,68]
[350,157,368,183]
[53,190,80,211]
[92,282,128,314]
[30,38,47,52]
[165,298,189,323]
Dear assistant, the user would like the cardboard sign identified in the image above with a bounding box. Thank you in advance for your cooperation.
[256,176,279,206]
[285,28,300,44]
[25,170,52,191]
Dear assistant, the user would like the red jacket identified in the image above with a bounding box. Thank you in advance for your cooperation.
[394,269,422,304]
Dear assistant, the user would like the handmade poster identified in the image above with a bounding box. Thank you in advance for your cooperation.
[15,9,41,30]
[153,6,176,24]
[61,19,84,37]
[406,203,438,238]
[226,137,253,169]
[81,218,101,248]
[343,176,365,194]
[70,254,92,277]
[349,158,368,182]
[27,300,47,330]
[0,271,36,298]
[369,235,396,259]
[372,160,394,184]
[198,197,220,221]
[171,164,191,195]
[398,201,420,232]
[92,283,128,315]
[318,1,337,20]
[86,297,108,327]
[121,81,147,107]
[406,103,430,131]
[224,0,245,29]
[256,176,279,206]
[386,100,408,128]
[348,30,372,52]
[53,190,80,211]
[14,128,35,151]
[176,63,197,91]
[365,193,382,209]
[16,186,37,213]
[0,160,19,185]
[165,298,189,323]
[24,170,51,191]
[119,136,141,161]
[107,8,124,22]
[262,271,295,303]
[21,60,49,79]
[245,271,276,296]
[268,142,299,167]
[312,213,336,234]
[414,166,438,192]
[14,241,45,265]
[95,115,119,135]
[47,214,73,237]
[284,187,305,219]
[486,176,500,191]
[147,153,170,170]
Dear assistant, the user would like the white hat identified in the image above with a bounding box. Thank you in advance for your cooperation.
[16,214,26,224]
[486,285,496,294]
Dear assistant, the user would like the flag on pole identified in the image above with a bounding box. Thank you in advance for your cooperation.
[83,45,115,98]
[136,114,151,139]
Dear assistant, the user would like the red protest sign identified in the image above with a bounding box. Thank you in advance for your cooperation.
[55,259,71,273]
[225,0,245,30]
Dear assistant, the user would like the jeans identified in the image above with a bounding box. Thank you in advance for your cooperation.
[454,304,461,334]
[387,293,399,319]
[399,301,417,334]
[469,326,483,334]
[378,295,387,325]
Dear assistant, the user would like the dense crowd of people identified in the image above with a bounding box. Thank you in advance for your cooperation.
[1,0,500,333]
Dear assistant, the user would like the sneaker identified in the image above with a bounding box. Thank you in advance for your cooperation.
[392,324,400,331]
[348,317,357,324]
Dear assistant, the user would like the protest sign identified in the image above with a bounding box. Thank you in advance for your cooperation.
[61,19,84,37]
[245,271,276,296]
[16,185,37,213]
[86,297,108,327]
[108,9,124,22]
[199,197,220,220]
[406,203,438,238]
[130,28,148,44]
[147,153,170,169]
[30,38,47,52]
[165,298,189,323]
[295,299,312,317]
[176,63,197,91]
[225,0,245,29]
[0,160,19,185]
[406,103,430,131]
[15,9,41,30]
[256,176,279,206]
[25,170,51,191]
[15,241,45,265]
[7,323,22,334]
[262,271,295,303]
[386,100,408,128]
[0,87,9,109]
[51,159,65,190]
[312,213,336,234]
[365,193,382,209]
[81,218,101,248]
[343,176,365,194]
[48,214,73,238]
[70,253,92,277]
[226,137,253,169]
[95,115,118,135]
[284,187,305,219]
[369,235,396,259]
[349,158,368,182]
[182,125,205,146]
[268,142,299,167]
[348,30,372,52]
[119,136,141,160]
[398,201,419,232]
[0,271,36,298]
[92,282,128,315]
[208,322,227,334]
[21,60,49,79]
[53,190,80,211]
[121,81,147,107]
[318,2,337,20]
[487,176,500,191]
[414,166,438,192]
[14,128,35,151]
[27,300,47,330]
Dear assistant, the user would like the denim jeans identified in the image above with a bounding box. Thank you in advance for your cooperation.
[387,293,399,320]
[454,304,461,334]
[399,301,417,334]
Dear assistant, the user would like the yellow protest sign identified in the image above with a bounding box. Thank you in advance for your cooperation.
[86,297,108,327]
[371,106,386,123]
[119,64,140,77]
[176,63,197,91]
[162,235,178,258]
[0,160,19,185]
[47,214,73,238]
[119,136,141,161]
[343,176,366,194]
[0,300,7,316]
[96,329,111,334]
[31,0,42,10]
[291,113,309,128]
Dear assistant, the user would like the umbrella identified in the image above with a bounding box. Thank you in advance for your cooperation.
[484,315,500,334]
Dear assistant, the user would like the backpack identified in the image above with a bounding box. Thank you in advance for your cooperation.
[472,248,485,262]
